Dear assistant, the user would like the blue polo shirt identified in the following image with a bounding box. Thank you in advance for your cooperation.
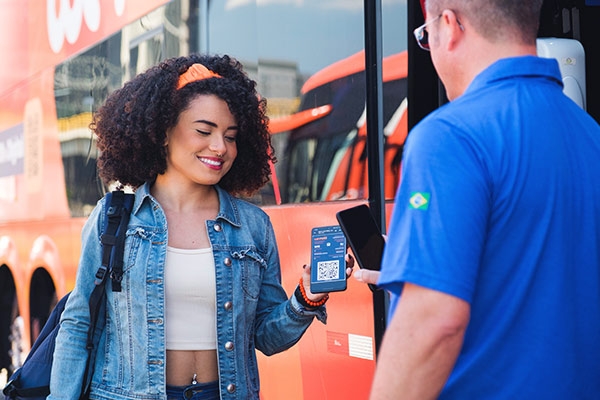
[379,56,600,398]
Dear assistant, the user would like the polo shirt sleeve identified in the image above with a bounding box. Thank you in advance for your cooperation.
[378,116,490,305]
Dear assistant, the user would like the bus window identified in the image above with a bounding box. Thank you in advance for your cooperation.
[270,50,409,204]
[206,1,407,207]
[54,4,185,217]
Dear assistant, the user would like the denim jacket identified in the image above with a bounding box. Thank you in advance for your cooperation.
[48,183,326,400]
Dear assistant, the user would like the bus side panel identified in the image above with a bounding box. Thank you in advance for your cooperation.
[0,68,70,222]
[258,201,388,399]
[0,62,86,352]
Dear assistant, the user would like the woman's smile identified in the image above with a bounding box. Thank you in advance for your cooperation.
[198,155,224,170]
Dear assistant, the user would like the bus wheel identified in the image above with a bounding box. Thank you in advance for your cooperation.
[0,265,22,378]
[29,268,57,343]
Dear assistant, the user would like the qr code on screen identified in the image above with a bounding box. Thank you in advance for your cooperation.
[317,260,340,281]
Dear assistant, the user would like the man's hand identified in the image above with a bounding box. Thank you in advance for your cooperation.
[353,269,381,285]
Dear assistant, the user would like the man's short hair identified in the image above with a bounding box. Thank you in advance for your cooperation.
[426,0,543,44]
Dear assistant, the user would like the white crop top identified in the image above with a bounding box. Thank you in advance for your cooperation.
[165,246,216,350]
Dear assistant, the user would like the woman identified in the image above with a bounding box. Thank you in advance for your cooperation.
[49,54,351,400]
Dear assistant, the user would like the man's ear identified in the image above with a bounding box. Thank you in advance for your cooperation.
[442,9,465,51]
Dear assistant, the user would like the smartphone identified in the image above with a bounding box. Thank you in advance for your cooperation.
[310,225,348,293]
[336,205,385,291]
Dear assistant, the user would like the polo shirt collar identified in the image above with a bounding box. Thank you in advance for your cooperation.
[465,56,564,97]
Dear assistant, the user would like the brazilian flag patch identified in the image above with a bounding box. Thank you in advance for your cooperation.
[409,192,430,210]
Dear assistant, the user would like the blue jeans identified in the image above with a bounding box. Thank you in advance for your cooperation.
[166,380,219,400]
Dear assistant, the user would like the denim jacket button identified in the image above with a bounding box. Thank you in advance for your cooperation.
[226,383,236,393]
[224,301,233,310]
[225,341,234,351]
[224,257,232,266]
[213,223,222,232]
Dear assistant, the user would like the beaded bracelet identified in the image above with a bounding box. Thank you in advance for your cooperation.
[295,277,329,308]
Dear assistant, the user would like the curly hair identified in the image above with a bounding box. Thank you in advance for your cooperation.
[92,54,275,196]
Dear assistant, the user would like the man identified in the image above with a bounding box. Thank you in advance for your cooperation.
[355,0,600,398]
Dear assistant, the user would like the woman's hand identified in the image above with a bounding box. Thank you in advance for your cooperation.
[300,253,355,302]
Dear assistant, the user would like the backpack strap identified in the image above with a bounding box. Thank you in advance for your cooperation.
[96,190,134,292]
[82,190,134,397]
[108,191,134,292]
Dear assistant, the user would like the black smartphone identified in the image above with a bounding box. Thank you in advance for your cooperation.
[310,225,348,293]
[336,205,385,291]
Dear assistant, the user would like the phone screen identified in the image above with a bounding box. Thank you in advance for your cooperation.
[310,225,347,293]
[336,205,384,272]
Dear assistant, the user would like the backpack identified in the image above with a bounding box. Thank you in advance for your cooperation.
[3,190,135,400]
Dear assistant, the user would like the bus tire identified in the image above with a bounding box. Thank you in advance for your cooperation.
[0,265,21,378]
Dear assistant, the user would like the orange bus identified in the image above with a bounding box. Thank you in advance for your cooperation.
[2,0,599,398]
[0,1,407,398]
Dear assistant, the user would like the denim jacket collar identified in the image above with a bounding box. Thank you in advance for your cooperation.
[214,185,242,228]
[134,182,242,227]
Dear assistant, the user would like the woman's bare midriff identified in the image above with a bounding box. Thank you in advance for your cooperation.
[166,350,219,386]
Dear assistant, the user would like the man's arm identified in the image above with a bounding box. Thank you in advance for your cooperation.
[370,283,470,400]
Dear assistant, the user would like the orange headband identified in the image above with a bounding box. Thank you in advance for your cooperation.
[176,63,222,90]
